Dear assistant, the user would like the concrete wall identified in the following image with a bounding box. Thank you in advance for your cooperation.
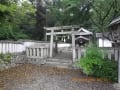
[98,38,112,47]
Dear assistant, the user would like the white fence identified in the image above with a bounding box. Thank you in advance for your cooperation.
[101,47,118,61]
[26,43,50,59]
[76,47,119,61]
[0,40,118,62]
[0,41,24,54]
[0,40,50,60]
[0,40,49,54]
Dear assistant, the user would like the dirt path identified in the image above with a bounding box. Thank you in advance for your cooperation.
[0,64,116,90]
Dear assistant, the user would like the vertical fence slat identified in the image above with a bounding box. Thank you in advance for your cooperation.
[41,48,43,58]
[26,48,29,56]
[25,45,50,59]
[37,48,39,57]
[33,48,36,56]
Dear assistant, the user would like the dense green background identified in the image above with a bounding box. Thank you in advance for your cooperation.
[0,0,120,40]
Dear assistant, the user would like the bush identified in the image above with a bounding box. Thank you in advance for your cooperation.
[77,45,103,75]
[96,60,118,82]
[77,45,118,82]
[0,53,12,64]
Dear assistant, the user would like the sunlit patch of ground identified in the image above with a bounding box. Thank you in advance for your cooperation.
[0,64,116,90]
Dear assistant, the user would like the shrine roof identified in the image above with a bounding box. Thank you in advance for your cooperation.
[75,36,90,41]
[109,16,120,27]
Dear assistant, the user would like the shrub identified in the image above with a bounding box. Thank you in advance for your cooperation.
[95,60,118,82]
[0,53,12,64]
[77,45,118,82]
[77,45,103,75]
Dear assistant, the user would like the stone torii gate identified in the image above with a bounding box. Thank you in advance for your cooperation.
[44,25,92,62]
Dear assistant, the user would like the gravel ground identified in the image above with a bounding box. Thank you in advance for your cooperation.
[0,64,118,90]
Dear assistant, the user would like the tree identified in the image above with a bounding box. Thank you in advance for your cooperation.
[18,1,36,39]
[35,0,46,40]
[91,0,120,32]
[0,0,120,40]
[0,0,36,40]
[46,0,92,28]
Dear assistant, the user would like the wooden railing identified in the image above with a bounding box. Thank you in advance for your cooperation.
[26,46,50,59]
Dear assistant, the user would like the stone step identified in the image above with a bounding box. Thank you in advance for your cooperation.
[47,58,72,63]
[45,61,72,68]
[12,55,27,64]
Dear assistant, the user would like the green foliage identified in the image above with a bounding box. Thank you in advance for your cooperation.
[0,0,36,40]
[47,0,120,32]
[0,0,120,40]
[0,53,12,64]
[85,45,103,59]
[91,0,120,32]
[94,60,118,82]
[77,45,118,82]
[77,45,103,75]
[47,0,92,27]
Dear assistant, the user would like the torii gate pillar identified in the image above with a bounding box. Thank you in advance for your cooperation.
[72,28,76,62]
[50,29,54,57]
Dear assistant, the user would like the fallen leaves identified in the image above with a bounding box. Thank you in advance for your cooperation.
[0,64,112,90]
[72,77,112,83]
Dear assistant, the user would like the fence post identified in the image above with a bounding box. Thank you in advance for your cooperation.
[33,48,36,56]
[29,48,32,56]
[118,48,120,83]
[37,48,40,57]
[26,48,29,56]
[108,49,112,60]
[77,47,81,60]
[41,48,43,58]
[115,49,118,61]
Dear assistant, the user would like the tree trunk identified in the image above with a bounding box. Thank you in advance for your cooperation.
[35,0,46,40]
